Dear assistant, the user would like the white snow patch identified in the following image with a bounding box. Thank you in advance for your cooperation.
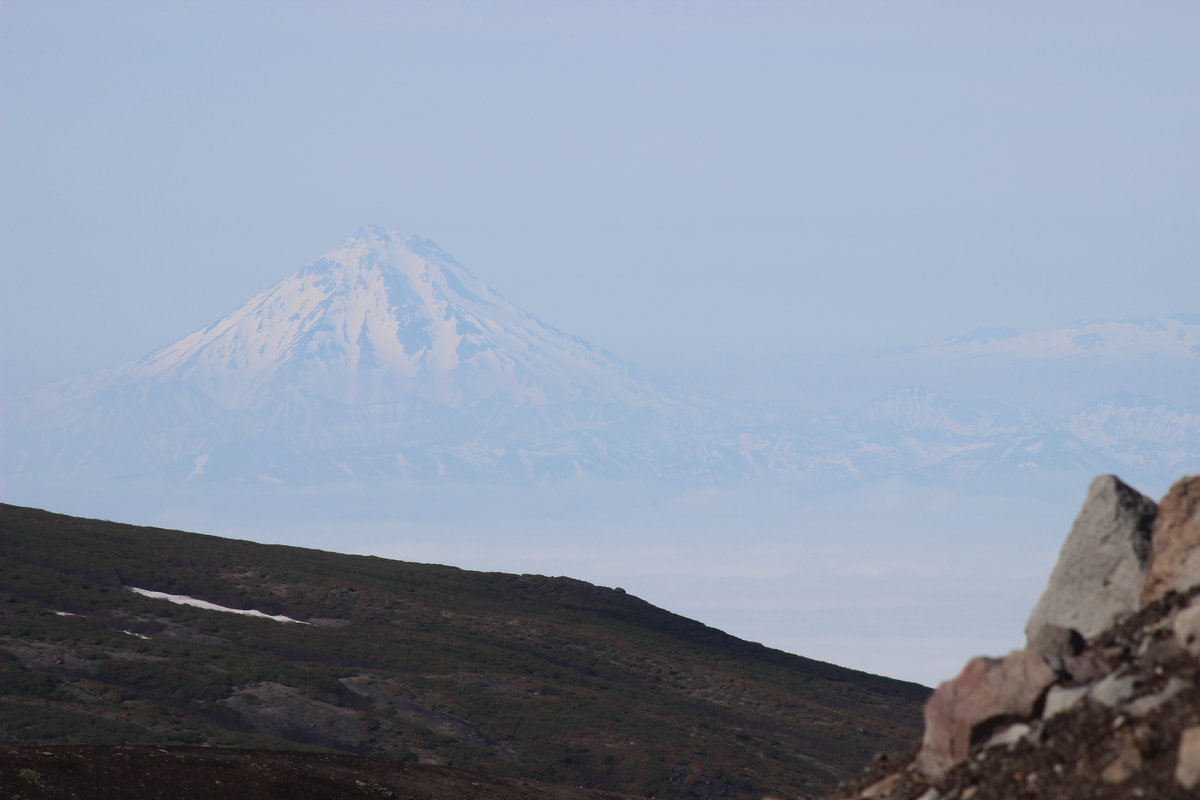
[53,611,79,617]
[121,630,151,640]
[126,587,309,624]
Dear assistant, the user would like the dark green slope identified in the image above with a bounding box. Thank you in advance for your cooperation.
[0,503,927,799]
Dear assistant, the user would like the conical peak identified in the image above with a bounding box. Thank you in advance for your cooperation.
[298,226,423,282]
[336,224,404,262]
[343,225,454,261]
[103,224,662,414]
[319,226,463,277]
[351,223,393,242]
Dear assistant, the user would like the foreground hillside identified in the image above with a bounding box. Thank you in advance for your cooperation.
[0,745,642,800]
[0,504,926,799]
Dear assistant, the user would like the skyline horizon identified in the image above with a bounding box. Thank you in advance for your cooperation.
[4,223,1195,686]
[4,2,1198,400]
[3,1,1197,688]
[3,221,1196,406]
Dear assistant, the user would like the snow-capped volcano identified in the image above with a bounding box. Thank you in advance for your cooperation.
[114,225,658,411]
[10,227,719,483]
[6,229,1196,489]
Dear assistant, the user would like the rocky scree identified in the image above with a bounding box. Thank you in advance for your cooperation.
[831,474,1200,800]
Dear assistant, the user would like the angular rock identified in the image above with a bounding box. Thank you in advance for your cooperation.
[1175,725,1200,790]
[1042,685,1088,719]
[1025,475,1156,645]
[1056,653,1110,685]
[1127,677,1188,717]
[1142,475,1200,604]
[1172,596,1200,658]
[859,773,903,799]
[1027,623,1109,683]
[1026,624,1085,659]
[982,722,1033,749]
[914,650,1056,780]
[1089,671,1138,708]
[1100,733,1143,784]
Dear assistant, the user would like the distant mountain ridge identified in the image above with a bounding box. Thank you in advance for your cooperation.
[3,226,1197,488]
[792,386,1109,483]
[923,315,1200,360]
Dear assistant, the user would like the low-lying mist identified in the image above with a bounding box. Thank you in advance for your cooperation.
[2,471,1111,685]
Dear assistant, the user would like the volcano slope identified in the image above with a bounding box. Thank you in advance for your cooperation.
[0,503,926,800]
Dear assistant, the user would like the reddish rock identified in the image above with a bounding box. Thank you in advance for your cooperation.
[1100,732,1144,784]
[1142,476,1200,605]
[915,650,1056,780]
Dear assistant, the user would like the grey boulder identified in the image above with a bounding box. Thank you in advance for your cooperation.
[1025,474,1156,647]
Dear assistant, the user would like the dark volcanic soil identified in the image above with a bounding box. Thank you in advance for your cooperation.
[0,745,645,800]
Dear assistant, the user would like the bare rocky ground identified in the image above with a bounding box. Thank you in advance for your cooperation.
[831,475,1200,800]
[13,473,1200,800]
[832,587,1200,800]
[0,745,644,800]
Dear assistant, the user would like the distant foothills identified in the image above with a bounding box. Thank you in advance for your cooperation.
[3,226,1198,488]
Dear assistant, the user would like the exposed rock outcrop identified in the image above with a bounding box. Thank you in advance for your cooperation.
[1024,474,1156,646]
[1142,475,1200,604]
[914,651,1056,779]
[832,474,1200,800]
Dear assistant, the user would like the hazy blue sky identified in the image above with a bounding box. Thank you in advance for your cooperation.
[3,1,1198,684]
[2,1,1198,396]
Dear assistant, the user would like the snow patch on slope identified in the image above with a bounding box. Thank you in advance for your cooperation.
[127,587,309,624]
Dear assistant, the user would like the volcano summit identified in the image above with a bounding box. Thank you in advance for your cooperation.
[120,225,666,412]
[8,227,733,484]
[10,227,1196,491]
